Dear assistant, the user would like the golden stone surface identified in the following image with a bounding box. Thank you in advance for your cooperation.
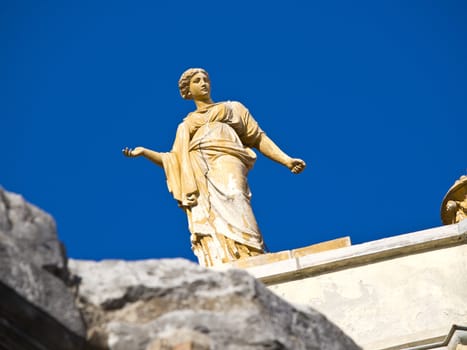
[292,237,351,257]
[225,237,351,269]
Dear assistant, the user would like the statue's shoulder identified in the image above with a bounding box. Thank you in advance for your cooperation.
[224,100,243,107]
[182,109,197,122]
[223,100,248,112]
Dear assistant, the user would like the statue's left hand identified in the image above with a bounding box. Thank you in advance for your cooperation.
[288,158,306,174]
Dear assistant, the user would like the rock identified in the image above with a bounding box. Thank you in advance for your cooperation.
[0,280,88,350]
[0,188,67,278]
[70,258,361,350]
[0,187,86,338]
[0,187,361,349]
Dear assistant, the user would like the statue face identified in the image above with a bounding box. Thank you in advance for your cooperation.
[189,72,211,100]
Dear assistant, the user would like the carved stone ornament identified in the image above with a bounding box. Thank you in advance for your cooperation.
[441,175,467,225]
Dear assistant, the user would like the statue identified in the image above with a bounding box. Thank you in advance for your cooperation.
[123,68,306,267]
[441,175,467,225]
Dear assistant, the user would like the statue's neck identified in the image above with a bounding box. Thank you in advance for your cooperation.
[194,98,214,111]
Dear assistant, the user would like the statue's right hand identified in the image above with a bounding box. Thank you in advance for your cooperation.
[122,146,145,157]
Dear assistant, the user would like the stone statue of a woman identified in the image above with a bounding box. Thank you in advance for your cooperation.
[123,68,306,267]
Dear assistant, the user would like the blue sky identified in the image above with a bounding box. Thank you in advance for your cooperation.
[2,1,466,262]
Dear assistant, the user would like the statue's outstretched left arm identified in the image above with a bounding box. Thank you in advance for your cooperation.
[254,134,306,174]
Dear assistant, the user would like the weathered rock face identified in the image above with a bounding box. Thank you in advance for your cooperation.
[70,258,362,350]
[0,188,66,277]
[0,187,361,350]
[0,187,86,340]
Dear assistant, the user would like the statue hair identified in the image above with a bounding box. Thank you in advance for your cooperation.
[178,68,210,100]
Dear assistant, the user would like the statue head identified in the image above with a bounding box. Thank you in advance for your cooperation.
[178,68,210,100]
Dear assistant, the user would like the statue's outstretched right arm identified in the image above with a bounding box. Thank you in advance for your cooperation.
[122,146,163,168]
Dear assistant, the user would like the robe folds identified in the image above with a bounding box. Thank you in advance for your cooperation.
[161,101,266,266]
